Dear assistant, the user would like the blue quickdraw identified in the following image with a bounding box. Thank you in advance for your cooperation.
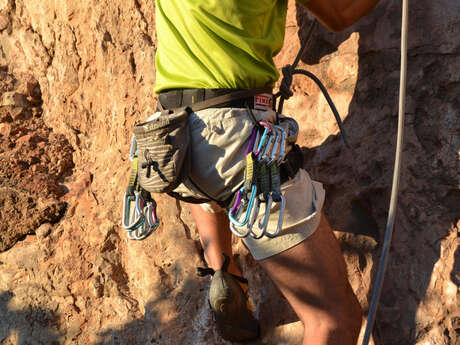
[227,119,288,240]
[228,184,258,229]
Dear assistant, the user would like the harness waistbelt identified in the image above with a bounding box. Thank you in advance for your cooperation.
[159,88,273,111]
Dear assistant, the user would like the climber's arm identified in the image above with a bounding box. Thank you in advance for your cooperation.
[298,0,379,32]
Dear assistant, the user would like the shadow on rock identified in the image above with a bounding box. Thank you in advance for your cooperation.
[295,1,460,344]
[95,259,301,345]
[0,291,62,344]
[95,274,223,345]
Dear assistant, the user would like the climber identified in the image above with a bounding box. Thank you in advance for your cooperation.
[148,0,379,344]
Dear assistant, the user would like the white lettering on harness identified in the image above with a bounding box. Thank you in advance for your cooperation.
[254,94,273,110]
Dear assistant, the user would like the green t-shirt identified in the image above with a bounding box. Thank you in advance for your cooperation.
[154,0,304,93]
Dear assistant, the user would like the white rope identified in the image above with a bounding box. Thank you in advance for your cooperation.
[361,0,409,343]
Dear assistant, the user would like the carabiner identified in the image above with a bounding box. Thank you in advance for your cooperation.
[260,134,275,162]
[254,123,272,156]
[228,184,258,228]
[144,200,159,230]
[269,127,282,164]
[264,193,285,238]
[273,125,287,165]
[129,136,137,161]
[128,198,159,240]
[252,129,261,154]
[246,193,260,231]
[246,127,259,154]
[229,190,243,216]
[127,225,150,240]
[122,191,144,230]
[251,194,272,239]
[134,190,145,214]
[229,201,252,238]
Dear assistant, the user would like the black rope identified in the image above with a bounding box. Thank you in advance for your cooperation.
[293,69,350,147]
[274,19,351,148]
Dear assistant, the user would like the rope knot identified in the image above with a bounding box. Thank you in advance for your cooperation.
[279,64,294,100]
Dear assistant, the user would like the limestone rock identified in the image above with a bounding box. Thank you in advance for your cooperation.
[0,0,458,344]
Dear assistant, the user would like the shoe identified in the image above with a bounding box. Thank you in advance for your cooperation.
[198,254,260,342]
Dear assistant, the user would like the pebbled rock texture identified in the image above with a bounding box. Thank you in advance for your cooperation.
[0,0,458,344]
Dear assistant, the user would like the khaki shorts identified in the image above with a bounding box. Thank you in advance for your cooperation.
[167,107,326,260]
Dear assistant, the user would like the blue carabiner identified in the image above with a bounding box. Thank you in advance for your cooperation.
[229,200,252,238]
[246,193,260,231]
[228,184,258,228]
[255,124,271,157]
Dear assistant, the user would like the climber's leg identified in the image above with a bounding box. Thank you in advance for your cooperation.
[259,213,362,345]
[189,203,242,277]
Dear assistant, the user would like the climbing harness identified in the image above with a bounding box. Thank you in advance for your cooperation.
[121,89,277,241]
[361,0,408,343]
[225,19,350,238]
[121,20,350,242]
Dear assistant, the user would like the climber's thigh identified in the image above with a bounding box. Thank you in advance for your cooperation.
[259,213,358,331]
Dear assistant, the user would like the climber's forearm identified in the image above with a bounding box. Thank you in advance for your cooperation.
[301,0,379,32]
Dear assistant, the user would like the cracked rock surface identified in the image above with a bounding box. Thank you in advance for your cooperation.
[0,0,459,344]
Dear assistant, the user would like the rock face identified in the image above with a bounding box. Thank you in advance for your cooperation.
[0,0,458,344]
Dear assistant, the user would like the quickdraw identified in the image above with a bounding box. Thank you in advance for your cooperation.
[227,120,287,239]
[121,137,159,240]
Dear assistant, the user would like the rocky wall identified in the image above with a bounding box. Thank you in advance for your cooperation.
[0,0,458,344]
